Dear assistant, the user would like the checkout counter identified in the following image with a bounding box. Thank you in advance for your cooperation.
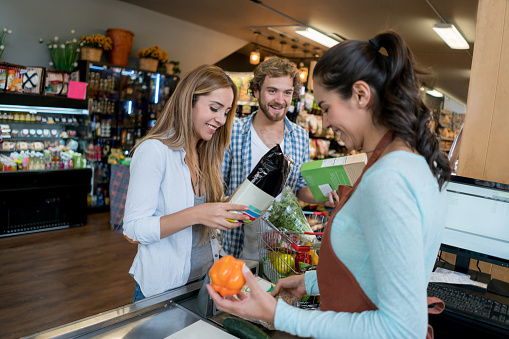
[23,261,303,339]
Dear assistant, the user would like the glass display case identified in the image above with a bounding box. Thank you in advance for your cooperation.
[78,60,179,150]
[0,92,93,236]
[0,93,91,168]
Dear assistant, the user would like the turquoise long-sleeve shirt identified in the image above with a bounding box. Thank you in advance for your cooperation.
[274,151,448,339]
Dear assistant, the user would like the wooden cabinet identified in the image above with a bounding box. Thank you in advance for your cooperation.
[457,0,509,184]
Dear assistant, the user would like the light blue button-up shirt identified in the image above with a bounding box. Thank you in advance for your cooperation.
[123,139,219,297]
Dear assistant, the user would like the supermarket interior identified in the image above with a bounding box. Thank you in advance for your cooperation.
[1,0,509,338]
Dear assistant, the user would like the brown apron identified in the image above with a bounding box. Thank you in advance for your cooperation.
[316,131,444,338]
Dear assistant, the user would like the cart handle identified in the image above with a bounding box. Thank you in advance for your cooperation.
[303,211,328,217]
[284,230,324,236]
[291,242,311,252]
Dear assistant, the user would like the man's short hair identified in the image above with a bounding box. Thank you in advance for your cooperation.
[249,56,302,97]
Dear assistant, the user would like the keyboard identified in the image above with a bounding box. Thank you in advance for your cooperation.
[427,283,509,327]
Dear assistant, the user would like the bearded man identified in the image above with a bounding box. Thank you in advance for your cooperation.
[220,57,337,260]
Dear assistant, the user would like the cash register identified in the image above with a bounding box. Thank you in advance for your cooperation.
[428,175,509,338]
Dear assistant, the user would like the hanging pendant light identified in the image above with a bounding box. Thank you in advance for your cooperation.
[279,35,287,56]
[264,35,275,61]
[250,49,260,65]
[250,31,261,65]
[291,43,299,68]
[299,49,310,83]
[299,62,309,83]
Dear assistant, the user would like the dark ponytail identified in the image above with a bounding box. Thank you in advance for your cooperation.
[313,31,450,189]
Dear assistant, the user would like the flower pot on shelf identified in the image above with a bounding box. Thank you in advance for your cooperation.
[165,62,175,75]
[139,58,158,72]
[81,47,103,62]
[106,28,134,66]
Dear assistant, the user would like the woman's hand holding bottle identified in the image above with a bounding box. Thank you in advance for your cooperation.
[197,203,250,230]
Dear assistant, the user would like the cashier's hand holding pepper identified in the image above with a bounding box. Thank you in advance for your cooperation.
[206,264,277,324]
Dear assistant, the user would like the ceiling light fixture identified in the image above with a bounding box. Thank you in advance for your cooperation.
[250,49,260,65]
[426,89,444,98]
[432,23,469,50]
[250,31,261,65]
[279,36,287,55]
[263,35,275,61]
[249,1,344,49]
[295,27,339,48]
[299,62,309,83]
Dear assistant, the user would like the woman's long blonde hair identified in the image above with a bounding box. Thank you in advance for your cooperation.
[131,64,238,205]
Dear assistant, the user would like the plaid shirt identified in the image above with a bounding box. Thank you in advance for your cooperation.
[221,112,310,257]
[109,164,130,228]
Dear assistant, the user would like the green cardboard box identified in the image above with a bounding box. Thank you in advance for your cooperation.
[300,153,367,202]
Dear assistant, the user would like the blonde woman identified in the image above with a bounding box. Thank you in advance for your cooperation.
[123,65,249,302]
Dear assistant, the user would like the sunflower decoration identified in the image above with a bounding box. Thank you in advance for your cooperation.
[79,34,113,51]
[137,45,168,62]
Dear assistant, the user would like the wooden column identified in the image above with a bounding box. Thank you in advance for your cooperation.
[457,0,509,184]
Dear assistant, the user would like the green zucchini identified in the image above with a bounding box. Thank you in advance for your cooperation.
[222,317,270,339]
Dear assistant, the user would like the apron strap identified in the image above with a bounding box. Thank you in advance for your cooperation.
[426,297,445,339]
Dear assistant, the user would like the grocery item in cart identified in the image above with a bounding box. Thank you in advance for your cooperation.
[268,187,316,244]
[228,144,292,224]
[258,211,327,284]
[262,230,300,252]
[269,251,295,275]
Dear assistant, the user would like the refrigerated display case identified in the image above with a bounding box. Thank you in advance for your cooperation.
[0,92,93,236]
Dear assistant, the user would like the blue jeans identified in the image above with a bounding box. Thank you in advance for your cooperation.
[133,283,146,302]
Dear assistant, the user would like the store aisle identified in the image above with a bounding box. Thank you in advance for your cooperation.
[0,212,138,339]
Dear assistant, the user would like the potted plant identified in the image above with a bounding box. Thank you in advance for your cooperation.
[79,33,113,62]
[40,30,81,72]
[137,45,168,72]
[165,60,181,75]
[0,26,13,60]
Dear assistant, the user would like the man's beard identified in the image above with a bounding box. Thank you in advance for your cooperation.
[258,97,288,122]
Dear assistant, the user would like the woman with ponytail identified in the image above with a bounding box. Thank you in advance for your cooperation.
[208,31,451,338]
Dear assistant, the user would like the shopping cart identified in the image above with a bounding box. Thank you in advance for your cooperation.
[257,211,328,285]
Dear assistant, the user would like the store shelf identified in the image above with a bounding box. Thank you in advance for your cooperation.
[0,92,88,110]
[4,121,84,127]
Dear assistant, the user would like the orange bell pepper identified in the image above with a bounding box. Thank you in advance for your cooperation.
[209,255,246,297]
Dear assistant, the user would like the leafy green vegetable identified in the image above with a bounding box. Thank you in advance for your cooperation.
[268,188,315,243]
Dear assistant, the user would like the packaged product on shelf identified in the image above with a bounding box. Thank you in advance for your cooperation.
[107,148,125,165]
[0,64,7,90]
[21,67,45,94]
[1,63,26,92]
[0,124,10,138]
[306,114,319,134]
[44,70,70,96]
[324,127,336,139]
[314,139,330,159]
[313,116,323,137]
[309,139,318,159]
[2,141,14,151]
[227,144,292,224]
